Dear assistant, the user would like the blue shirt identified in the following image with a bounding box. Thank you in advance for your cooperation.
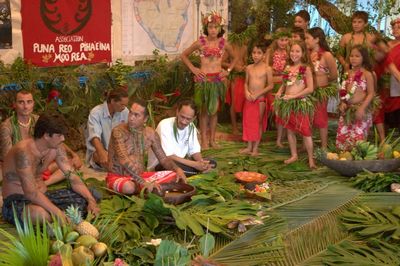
[85,101,128,167]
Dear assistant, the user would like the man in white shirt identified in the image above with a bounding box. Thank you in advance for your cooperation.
[149,98,216,176]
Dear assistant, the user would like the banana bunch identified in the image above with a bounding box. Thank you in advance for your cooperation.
[351,140,378,160]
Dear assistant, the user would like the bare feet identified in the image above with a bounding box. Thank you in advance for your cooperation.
[309,158,317,169]
[201,142,209,150]
[250,150,259,156]
[210,141,221,149]
[232,128,240,135]
[239,148,251,155]
[276,142,284,148]
[284,156,298,164]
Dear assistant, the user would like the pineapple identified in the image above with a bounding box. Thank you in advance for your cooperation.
[65,205,99,239]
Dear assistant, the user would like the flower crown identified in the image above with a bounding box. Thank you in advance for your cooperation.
[391,17,400,27]
[202,11,225,27]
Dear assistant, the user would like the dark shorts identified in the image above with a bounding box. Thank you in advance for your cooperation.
[1,188,101,225]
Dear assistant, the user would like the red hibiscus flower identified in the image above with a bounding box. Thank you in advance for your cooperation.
[154,91,167,102]
[173,89,181,97]
[339,89,347,98]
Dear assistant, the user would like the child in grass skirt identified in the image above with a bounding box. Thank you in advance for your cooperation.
[305,27,338,149]
[275,41,316,168]
[336,45,376,151]
[181,11,236,149]
[265,28,290,147]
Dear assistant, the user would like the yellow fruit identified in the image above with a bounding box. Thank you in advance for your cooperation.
[393,151,400,159]
[91,242,108,257]
[76,235,98,248]
[327,152,339,160]
[339,151,353,161]
[339,158,347,161]
[72,246,94,266]
[65,205,99,239]
[65,231,80,243]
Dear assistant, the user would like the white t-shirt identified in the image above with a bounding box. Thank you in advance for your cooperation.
[148,117,200,169]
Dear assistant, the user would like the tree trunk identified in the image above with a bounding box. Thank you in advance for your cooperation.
[305,0,352,34]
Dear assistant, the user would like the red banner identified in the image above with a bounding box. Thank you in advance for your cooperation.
[21,0,111,67]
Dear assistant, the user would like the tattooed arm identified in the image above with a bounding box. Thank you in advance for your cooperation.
[0,121,13,163]
[152,131,186,182]
[15,148,66,220]
[55,146,99,215]
[110,127,146,185]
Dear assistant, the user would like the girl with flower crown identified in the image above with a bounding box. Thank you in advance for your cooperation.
[305,27,338,150]
[274,41,315,169]
[336,45,375,151]
[181,11,236,150]
[265,28,291,148]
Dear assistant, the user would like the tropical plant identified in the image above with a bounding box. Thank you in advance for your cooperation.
[351,171,400,192]
[320,238,400,265]
[340,205,400,241]
[0,209,50,266]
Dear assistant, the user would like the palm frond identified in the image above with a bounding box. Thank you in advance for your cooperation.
[314,238,400,266]
[208,216,286,266]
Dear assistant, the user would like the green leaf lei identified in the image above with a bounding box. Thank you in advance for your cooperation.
[173,118,195,144]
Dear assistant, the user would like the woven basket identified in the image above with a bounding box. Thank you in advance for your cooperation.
[318,157,400,177]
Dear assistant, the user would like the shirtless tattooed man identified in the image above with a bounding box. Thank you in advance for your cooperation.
[106,99,186,195]
[1,113,99,225]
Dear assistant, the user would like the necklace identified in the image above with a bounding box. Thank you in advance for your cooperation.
[18,117,31,128]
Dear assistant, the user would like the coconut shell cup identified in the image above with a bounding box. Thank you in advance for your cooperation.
[153,183,196,205]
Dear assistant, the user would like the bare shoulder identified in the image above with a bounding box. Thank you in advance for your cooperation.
[341,33,351,42]
[367,32,376,42]
[362,69,373,79]
[0,118,12,132]
[14,142,35,169]
[144,126,157,140]
[111,124,128,137]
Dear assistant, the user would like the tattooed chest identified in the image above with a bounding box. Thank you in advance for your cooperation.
[4,172,20,182]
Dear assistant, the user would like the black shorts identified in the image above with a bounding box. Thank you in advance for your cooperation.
[1,188,101,225]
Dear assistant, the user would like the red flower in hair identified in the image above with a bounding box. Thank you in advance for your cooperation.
[173,89,181,97]
[154,92,167,102]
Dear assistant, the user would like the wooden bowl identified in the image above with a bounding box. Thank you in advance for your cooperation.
[234,171,267,184]
[318,157,400,177]
[157,183,196,205]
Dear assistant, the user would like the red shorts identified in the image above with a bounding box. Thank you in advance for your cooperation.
[106,171,177,193]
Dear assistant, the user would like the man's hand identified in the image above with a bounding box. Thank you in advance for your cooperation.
[143,181,162,193]
[71,155,83,170]
[87,200,100,216]
[175,168,187,183]
[97,150,108,167]
[194,160,212,172]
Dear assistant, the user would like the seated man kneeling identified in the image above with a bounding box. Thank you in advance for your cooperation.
[107,99,186,194]
[1,113,99,225]
[149,98,216,176]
